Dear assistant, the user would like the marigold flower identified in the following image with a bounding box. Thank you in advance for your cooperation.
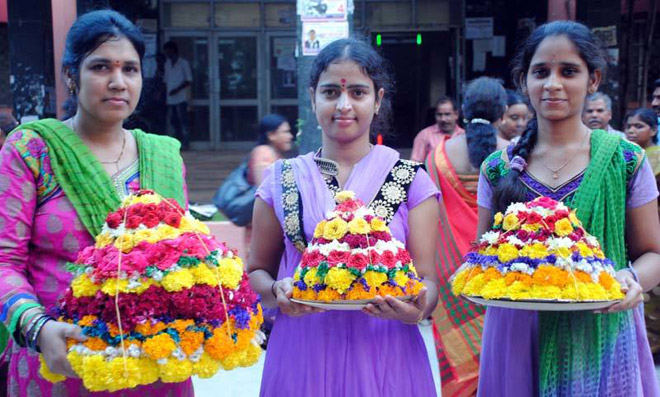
[217,258,243,289]
[335,190,356,203]
[503,214,519,231]
[193,353,222,378]
[497,243,519,263]
[324,267,355,294]
[317,288,341,301]
[71,274,101,298]
[161,269,195,292]
[143,333,177,360]
[554,218,573,237]
[159,358,193,383]
[362,270,388,289]
[303,268,321,286]
[95,233,114,248]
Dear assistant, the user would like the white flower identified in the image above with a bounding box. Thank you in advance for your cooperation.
[128,344,141,358]
[506,203,528,214]
[547,237,574,250]
[481,231,500,244]
[575,259,594,274]
[152,270,164,281]
[509,262,531,274]
[585,235,600,247]
[506,235,525,247]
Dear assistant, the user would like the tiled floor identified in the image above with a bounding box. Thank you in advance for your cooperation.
[193,321,442,396]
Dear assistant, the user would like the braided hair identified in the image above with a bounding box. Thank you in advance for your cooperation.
[463,77,507,168]
[491,21,607,214]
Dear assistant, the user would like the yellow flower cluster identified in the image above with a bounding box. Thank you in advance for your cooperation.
[452,267,624,301]
[71,259,244,297]
[322,218,349,240]
[334,190,356,203]
[95,218,211,249]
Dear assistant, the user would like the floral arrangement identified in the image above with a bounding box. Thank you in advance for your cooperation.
[291,191,424,302]
[39,190,263,392]
[451,196,625,302]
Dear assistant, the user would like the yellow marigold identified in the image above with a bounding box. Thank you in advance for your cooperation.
[114,233,135,253]
[362,271,388,289]
[324,267,356,294]
[497,243,519,263]
[193,353,222,378]
[506,281,533,300]
[521,243,548,259]
[131,194,161,205]
[190,263,218,287]
[217,258,244,289]
[298,288,318,301]
[293,268,301,281]
[569,211,581,226]
[345,283,376,300]
[100,279,130,295]
[39,355,65,383]
[451,269,470,295]
[159,359,193,383]
[554,247,572,259]
[378,283,404,297]
[533,266,569,288]
[78,315,97,327]
[191,219,211,235]
[348,218,370,235]
[95,233,114,248]
[137,357,160,387]
[71,274,100,298]
[106,356,143,391]
[483,267,503,283]
[303,268,321,286]
[393,271,410,287]
[593,248,605,259]
[554,218,574,237]
[83,337,107,352]
[156,225,181,241]
[234,328,253,351]
[180,330,205,356]
[142,333,177,360]
[317,288,341,301]
[80,355,113,391]
[493,212,503,227]
[205,326,235,360]
[242,342,263,367]
[161,269,195,292]
[529,284,563,300]
[335,190,355,203]
[504,272,532,287]
[503,213,519,231]
[462,274,486,296]
[408,279,424,295]
[67,351,84,377]
[576,242,593,258]
[250,305,264,331]
[479,278,508,299]
[608,283,625,299]
[314,220,327,238]
[323,217,349,240]
[370,217,387,232]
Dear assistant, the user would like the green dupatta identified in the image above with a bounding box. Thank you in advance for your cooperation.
[538,129,640,395]
[19,118,186,236]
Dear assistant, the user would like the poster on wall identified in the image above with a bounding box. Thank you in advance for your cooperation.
[299,0,347,21]
[465,17,493,39]
[301,21,349,56]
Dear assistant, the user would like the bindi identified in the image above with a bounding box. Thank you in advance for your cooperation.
[113,60,121,67]
[340,79,347,91]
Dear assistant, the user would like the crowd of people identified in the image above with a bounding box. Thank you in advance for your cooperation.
[0,7,660,397]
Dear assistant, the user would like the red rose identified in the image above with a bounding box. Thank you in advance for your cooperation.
[380,251,397,268]
[344,234,368,249]
[164,198,184,214]
[126,215,142,229]
[163,213,182,228]
[555,210,569,219]
[142,213,160,228]
[106,212,122,229]
[396,248,411,265]
[371,231,392,242]
[347,253,369,270]
[303,251,323,267]
[568,232,581,242]
[143,203,158,215]
[526,212,542,224]
[327,251,350,267]
[368,250,381,266]
[573,227,584,238]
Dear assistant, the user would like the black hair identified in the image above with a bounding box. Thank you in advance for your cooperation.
[655,79,660,89]
[309,38,394,138]
[62,10,145,118]
[506,89,527,107]
[625,108,658,144]
[463,77,507,168]
[435,96,459,112]
[492,21,607,214]
[257,114,288,146]
[164,40,178,54]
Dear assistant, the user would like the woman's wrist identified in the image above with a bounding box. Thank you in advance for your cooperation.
[270,280,278,299]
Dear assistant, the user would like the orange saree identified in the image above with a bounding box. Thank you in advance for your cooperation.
[425,137,484,397]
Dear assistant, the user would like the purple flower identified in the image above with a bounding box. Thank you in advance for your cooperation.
[623,150,634,162]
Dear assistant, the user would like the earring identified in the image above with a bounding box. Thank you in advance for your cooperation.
[68,83,76,95]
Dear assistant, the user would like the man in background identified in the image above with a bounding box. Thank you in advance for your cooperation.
[164,41,193,150]
[651,79,660,125]
[582,92,625,138]
[411,96,464,162]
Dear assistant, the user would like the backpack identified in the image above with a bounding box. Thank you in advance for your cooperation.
[213,160,256,226]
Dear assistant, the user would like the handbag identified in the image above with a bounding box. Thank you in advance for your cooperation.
[213,160,256,226]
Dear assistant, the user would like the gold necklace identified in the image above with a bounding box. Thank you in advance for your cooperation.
[70,119,127,173]
[540,128,590,179]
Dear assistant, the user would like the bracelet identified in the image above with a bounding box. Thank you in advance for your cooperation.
[405,310,426,325]
[17,309,45,347]
[624,266,640,283]
[271,280,278,298]
[27,315,52,352]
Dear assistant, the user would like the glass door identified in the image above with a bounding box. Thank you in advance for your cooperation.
[215,33,261,147]
[162,33,211,149]
[266,34,298,137]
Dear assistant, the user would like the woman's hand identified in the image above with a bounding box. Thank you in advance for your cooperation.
[38,321,87,378]
[273,277,324,317]
[603,269,644,313]
[362,288,428,324]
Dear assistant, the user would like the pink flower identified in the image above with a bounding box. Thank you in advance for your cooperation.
[303,251,324,267]
[380,251,397,268]
[105,212,123,229]
[368,250,381,266]
[344,234,368,249]
[327,251,350,267]
[347,253,369,270]
[395,248,411,265]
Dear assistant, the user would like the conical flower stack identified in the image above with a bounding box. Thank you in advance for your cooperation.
[451,196,624,302]
[40,190,263,392]
[292,190,424,302]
